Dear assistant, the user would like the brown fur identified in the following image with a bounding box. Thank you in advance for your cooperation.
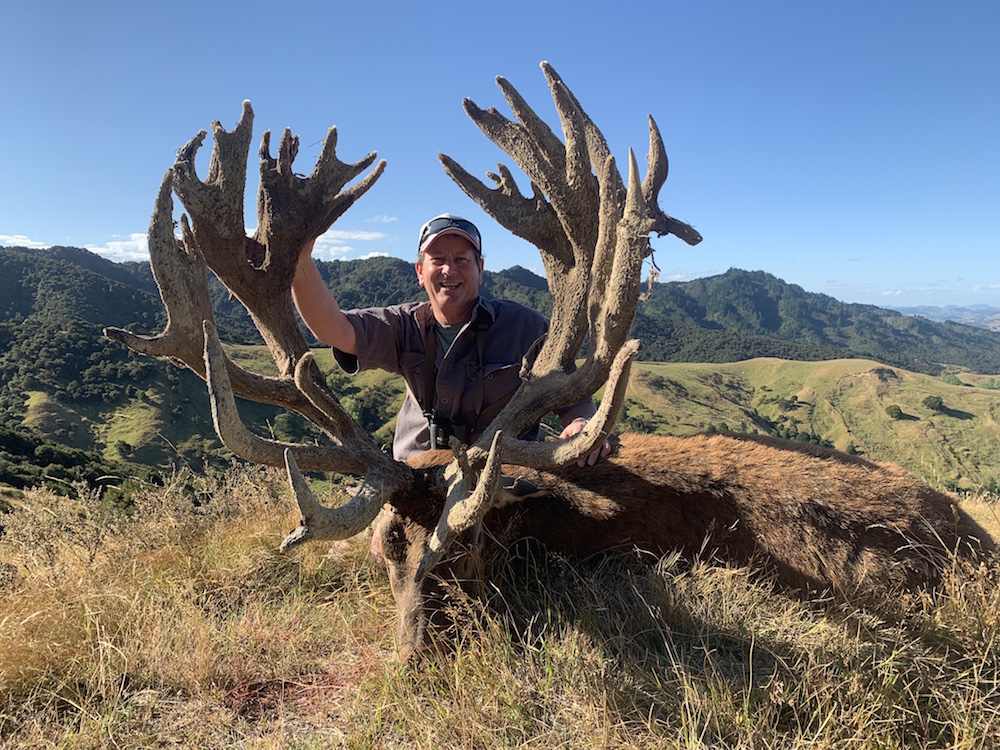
[378,432,995,657]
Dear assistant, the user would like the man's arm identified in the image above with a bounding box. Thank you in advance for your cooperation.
[291,240,358,355]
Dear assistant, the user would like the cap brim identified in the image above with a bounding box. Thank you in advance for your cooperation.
[419,227,480,255]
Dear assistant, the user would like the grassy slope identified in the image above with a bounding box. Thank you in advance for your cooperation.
[1,470,997,748]
[15,345,1000,493]
[21,391,94,451]
[625,358,1000,492]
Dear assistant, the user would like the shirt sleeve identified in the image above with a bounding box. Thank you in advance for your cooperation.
[331,304,421,375]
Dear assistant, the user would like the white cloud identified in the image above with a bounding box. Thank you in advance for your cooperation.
[370,215,398,224]
[312,242,354,260]
[973,283,1000,293]
[0,233,47,249]
[357,251,390,260]
[12,222,400,265]
[322,229,388,242]
[662,269,698,282]
[85,233,150,263]
[881,289,903,297]
[311,226,391,260]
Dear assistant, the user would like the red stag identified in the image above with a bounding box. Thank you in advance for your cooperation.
[105,62,994,660]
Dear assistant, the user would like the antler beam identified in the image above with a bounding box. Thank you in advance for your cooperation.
[106,102,408,547]
[424,61,701,580]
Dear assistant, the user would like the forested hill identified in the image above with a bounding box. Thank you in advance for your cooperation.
[4,246,1000,377]
[632,269,1000,375]
[314,257,1000,375]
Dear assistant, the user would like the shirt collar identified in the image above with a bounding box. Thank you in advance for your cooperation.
[415,296,495,333]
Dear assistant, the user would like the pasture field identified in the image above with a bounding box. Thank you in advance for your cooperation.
[17,350,1000,496]
[622,357,1000,494]
[1,463,998,748]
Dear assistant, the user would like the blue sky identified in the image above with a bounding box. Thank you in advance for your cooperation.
[1,0,997,307]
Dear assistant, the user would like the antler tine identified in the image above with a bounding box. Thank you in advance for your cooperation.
[280,449,395,550]
[491,73,601,265]
[103,171,319,415]
[642,115,669,208]
[103,171,214,363]
[416,431,505,582]
[203,320,368,474]
[172,101,254,250]
[259,124,385,244]
[588,149,652,363]
[642,115,703,246]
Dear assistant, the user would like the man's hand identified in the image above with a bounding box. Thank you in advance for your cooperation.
[559,417,613,467]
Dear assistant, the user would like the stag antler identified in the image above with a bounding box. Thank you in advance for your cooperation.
[105,70,699,650]
[105,101,418,545]
[419,61,701,579]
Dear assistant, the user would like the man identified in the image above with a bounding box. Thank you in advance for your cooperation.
[291,213,610,466]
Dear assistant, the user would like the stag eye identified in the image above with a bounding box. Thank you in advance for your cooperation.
[381,522,410,563]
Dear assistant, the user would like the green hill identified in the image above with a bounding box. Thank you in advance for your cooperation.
[4,245,1000,495]
[6,246,1000,373]
[633,268,1000,374]
[619,358,1000,493]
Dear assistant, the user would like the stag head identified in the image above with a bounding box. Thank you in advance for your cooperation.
[105,62,700,659]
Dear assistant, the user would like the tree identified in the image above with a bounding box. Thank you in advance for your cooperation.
[922,395,945,412]
[885,404,903,420]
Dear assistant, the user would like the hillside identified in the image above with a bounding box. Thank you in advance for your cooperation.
[4,245,1000,494]
[5,246,1000,373]
[619,358,1000,494]
[632,269,1000,374]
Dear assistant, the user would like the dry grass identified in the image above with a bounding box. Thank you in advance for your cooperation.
[1,469,998,748]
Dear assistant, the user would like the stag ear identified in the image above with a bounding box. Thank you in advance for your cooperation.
[498,475,544,500]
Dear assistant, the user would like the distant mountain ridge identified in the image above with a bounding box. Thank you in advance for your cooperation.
[890,304,1000,333]
[632,269,1000,375]
[4,246,1000,377]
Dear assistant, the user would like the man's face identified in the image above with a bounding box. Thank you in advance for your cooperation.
[415,235,484,325]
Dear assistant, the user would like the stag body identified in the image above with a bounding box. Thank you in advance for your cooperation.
[380,432,995,657]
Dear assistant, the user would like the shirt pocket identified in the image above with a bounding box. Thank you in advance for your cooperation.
[476,361,523,421]
[399,351,427,405]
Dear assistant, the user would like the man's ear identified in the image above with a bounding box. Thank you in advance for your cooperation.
[415,260,426,287]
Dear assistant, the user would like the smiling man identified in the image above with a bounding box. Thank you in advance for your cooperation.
[292,213,608,464]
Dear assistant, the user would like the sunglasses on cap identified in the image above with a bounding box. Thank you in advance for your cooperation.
[418,215,482,254]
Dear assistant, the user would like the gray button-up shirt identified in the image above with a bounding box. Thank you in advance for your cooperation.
[333,297,591,460]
